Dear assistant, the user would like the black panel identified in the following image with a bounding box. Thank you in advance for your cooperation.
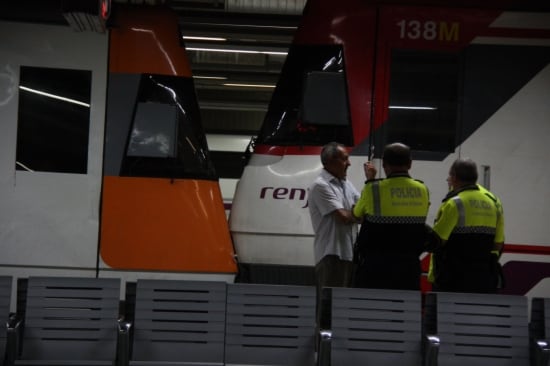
[374,49,459,161]
[209,151,246,179]
[460,45,550,145]
[236,262,315,286]
[373,45,550,162]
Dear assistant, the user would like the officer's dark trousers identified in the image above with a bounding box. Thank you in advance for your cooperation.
[433,261,499,294]
[353,253,421,290]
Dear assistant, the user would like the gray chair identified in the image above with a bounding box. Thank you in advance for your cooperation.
[530,297,550,366]
[424,291,530,366]
[129,279,226,366]
[1,276,13,366]
[318,287,422,366]
[14,276,121,366]
[225,283,316,366]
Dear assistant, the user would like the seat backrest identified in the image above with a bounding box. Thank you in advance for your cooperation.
[225,283,316,366]
[427,291,529,366]
[19,276,121,362]
[329,287,422,366]
[531,297,550,340]
[0,276,13,364]
[530,297,550,366]
[16,278,27,323]
[131,279,226,365]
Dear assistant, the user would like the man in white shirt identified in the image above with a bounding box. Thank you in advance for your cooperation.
[308,142,363,293]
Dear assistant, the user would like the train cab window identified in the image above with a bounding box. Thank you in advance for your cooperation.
[382,49,458,158]
[127,102,178,158]
[119,74,216,180]
[16,66,91,174]
[256,45,353,147]
[300,71,349,127]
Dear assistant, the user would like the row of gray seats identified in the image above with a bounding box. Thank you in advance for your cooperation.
[0,276,316,366]
[0,275,549,366]
[319,287,549,366]
[124,279,316,366]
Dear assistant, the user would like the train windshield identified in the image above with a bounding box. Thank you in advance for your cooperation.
[255,45,353,147]
[106,74,217,180]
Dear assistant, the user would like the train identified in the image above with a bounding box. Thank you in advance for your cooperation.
[1,0,550,298]
[0,4,237,283]
[229,0,550,296]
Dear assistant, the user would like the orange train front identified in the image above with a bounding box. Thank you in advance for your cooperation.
[100,5,237,279]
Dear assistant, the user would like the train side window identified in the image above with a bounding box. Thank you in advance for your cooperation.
[383,49,458,157]
[16,66,92,174]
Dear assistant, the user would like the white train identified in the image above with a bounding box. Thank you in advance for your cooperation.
[229,0,550,296]
[1,0,550,299]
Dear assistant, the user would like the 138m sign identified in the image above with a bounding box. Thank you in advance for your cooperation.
[396,20,460,41]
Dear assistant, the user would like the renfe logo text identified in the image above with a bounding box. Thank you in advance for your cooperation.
[260,186,309,208]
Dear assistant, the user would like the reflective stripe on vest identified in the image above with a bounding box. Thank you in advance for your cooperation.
[451,195,497,235]
[452,196,466,227]
[372,181,381,216]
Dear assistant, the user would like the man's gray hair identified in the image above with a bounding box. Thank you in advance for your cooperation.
[450,158,478,184]
[321,142,344,166]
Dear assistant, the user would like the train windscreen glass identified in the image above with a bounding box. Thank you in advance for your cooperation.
[256,45,353,147]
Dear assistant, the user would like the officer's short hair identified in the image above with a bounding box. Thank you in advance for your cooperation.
[450,158,478,184]
[321,142,344,166]
[382,142,411,166]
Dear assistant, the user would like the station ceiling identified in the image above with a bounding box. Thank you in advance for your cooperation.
[1,0,305,136]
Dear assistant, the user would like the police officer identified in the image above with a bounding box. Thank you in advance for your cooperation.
[428,158,504,293]
[352,142,430,290]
